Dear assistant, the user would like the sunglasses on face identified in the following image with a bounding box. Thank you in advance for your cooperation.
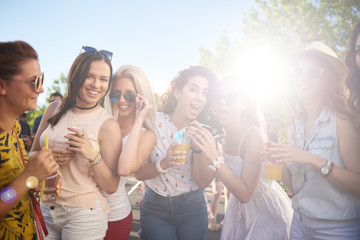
[216,92,240,104]
[81,46,113,61]
[109,91,136,103]
[289,67,325,79]
[10,72,44,93]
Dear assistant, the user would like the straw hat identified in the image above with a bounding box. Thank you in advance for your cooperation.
[292,41,348,81]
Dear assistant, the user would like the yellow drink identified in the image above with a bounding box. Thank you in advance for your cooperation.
[265,164,283,180]
[173,143,191,162]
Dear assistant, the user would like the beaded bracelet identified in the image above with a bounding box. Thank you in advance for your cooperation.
[90,155,102,166]
[155,159,168,174]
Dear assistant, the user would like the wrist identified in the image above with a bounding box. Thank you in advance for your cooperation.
[155,159,168,174]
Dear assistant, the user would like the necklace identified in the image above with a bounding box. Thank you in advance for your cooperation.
[75,102,98,110]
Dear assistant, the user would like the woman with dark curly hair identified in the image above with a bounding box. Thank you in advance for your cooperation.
[135,66,219,240]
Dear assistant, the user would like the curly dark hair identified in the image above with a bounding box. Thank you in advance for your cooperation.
[160,65,218,123]
[345,20,360,132]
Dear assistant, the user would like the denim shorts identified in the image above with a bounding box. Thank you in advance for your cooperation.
[140,187,208,240]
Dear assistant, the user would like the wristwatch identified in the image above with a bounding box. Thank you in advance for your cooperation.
[320,160,334,177]
[208,155,225,172]
[26,176,39,189]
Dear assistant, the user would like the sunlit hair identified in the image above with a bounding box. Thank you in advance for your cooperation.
[0,41,38,80]
[220,74,266,130]
[48,52,113,126]
[288,54,352,138]
[345,20,360,132]
[161,65,218,122]
[106,64,156,133]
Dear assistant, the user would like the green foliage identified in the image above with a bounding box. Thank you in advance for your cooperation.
[199,0,360,139]
[27,73,67,128]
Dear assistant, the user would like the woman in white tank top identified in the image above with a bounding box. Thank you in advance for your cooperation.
[102,65,157,240]
[190,74,293,240]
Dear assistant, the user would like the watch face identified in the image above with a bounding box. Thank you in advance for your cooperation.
[321,166,330,175]
[213,161,220,168]
[26,176,39,189]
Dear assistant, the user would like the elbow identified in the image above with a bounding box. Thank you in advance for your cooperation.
[118,167,132,177]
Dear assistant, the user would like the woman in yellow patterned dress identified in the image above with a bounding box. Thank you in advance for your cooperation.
[0,41,59,239]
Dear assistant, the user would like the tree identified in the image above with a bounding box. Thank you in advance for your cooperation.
[27,73,67,128]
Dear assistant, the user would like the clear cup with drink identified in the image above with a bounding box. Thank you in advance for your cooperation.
[265,161,283,181]
[41,171,61,203]
[173,131,191,162]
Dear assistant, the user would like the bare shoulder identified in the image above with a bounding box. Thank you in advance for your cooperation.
[241,127,266,156]
[43,101,61,120]
[100,117,120,133]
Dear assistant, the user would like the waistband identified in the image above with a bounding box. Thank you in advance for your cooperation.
[146,186,203,201]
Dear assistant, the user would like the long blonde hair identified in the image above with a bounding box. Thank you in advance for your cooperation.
[105,64,156,132]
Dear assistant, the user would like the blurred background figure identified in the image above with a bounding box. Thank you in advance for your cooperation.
[345,20,360,134]
[18,112,32,152]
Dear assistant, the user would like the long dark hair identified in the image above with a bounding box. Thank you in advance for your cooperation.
[160,65,218,122]
[48,52,113,126]
[345,20,360,132]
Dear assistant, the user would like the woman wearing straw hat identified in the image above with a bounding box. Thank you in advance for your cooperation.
[266,41,360,239]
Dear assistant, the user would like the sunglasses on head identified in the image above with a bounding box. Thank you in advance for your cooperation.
[289,67,324,79]
[10,72,44,93]
[109,91,136,103]
[81,46,113,61]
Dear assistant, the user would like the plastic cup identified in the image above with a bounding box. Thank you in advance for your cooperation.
[265,163,283,180]
[173,143,191,162]
[41,171,61,203]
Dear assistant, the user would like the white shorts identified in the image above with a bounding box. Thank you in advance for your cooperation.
[290,210,360,240]
[40,199,107,240]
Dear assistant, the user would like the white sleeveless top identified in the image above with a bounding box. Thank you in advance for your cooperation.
[40,107,113,212]
[221,127,292,240]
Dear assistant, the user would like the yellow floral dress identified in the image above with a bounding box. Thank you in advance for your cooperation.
[0,121,37,240]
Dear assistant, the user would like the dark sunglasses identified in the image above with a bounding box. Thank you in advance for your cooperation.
[10,72,44,93]
[216,92,240,104]
[289,67,324,79]
[109,91,136,103]
[81,46,113,61]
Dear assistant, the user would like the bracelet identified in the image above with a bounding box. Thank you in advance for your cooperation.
[155,159,168,174]
[192,149,202,154]
[90,155,102,166]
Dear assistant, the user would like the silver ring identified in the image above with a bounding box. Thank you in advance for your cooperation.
[80,133,85,137]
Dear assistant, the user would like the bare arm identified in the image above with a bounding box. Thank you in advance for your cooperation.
[326,116,360,197]
[217,130,264,203]
[91,118,122,194]
[1,149,58,220]
[118,122,156,176]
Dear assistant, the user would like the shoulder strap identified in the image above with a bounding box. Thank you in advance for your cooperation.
[237,126,259,157]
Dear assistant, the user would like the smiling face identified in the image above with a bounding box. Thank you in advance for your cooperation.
[3,59,43,113]
[291,57,327,104]
[173,75,209,122]
[111,76,137,118]
[76,60,111,108]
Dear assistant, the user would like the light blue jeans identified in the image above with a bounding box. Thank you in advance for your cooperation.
[140,187,208,240]
[291,210,360,240]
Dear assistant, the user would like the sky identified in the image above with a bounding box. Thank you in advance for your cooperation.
[0,0,253,107]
